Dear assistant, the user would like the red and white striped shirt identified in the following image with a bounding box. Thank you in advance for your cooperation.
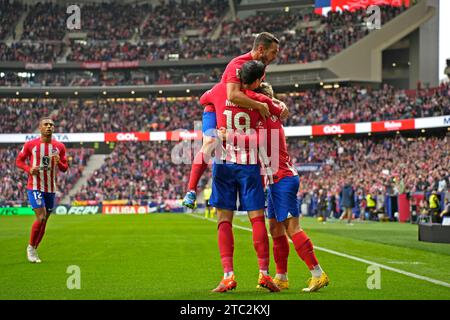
[200,83,282,165]
[16,138,68,193]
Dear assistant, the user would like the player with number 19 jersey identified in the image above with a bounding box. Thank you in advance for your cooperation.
[199,82,281,211]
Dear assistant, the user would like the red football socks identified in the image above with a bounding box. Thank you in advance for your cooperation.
[273,235,290,274]
[35,220,47,249]
[29,220,43,247]
[187,151,209,191]
[250,216,270,272]
[291,230,319,270]
[218,221,234,273]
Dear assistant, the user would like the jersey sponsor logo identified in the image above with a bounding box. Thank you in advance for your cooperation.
[236,68,241,79]
[41,156,51,170]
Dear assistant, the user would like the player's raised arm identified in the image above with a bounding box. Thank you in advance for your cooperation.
[227,82,270,118]
[245,90,282,118]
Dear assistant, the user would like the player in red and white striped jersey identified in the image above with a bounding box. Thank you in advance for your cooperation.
[220,83,329,292]
[253,83,329,292]
[16,117,68,263]
[182,32,287,209]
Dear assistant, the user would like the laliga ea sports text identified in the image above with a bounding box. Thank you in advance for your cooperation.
[179,304,270,317]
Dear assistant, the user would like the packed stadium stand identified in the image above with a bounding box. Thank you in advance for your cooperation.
[0,1,404,64]
[0,0,448,223]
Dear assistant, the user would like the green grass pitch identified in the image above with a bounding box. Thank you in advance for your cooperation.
[0,213,449,300]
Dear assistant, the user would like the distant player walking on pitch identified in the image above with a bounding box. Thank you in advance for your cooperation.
[16,117,68,263]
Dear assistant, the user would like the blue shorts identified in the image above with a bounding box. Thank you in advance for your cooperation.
[27,190,55,212]
[267,176,300,222]
[209,163,264,211]
[202,111,217,137]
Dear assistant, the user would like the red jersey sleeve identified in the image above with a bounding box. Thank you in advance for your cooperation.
[16,142,31,174]
[199,89,214,106]
[245,90,282,117]
[57,144,69,172]
[224,64,241,84]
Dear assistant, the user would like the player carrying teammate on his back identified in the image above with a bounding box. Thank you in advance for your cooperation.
[16,117,68,263]
[200,60,282,293]
[182,32,287,208]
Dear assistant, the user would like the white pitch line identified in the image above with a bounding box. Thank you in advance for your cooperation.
[187,213,450,289]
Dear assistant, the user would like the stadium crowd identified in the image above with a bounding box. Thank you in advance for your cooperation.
[0,147,94,206]
[77,2,150,40]
[0,0,24,40]
[21,2,67,41]
[140,0,227,39]
[71,142,210,204]
[0,3,405,64]
[283,82,450,125]
[66,134,449,212]
[0,67,221,87]
[1,82,448,134]
[291,136,449,196]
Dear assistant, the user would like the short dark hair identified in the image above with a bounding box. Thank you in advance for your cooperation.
[253,32,279,50]
[39,117,53,124]
[240,60,265,85]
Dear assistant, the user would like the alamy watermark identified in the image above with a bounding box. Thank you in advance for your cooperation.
[66,5,81,30]
[66,265,81,289]
[170,121,281,177]
[366,5,381,30]
[366,265,381,289]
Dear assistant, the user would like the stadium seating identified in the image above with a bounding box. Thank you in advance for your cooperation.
[0,3,406,64]
[290,135,449,196]
[0,0,25,40]
[0,67,221,86]
[71,142,211,204]
[1,83,448,134]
